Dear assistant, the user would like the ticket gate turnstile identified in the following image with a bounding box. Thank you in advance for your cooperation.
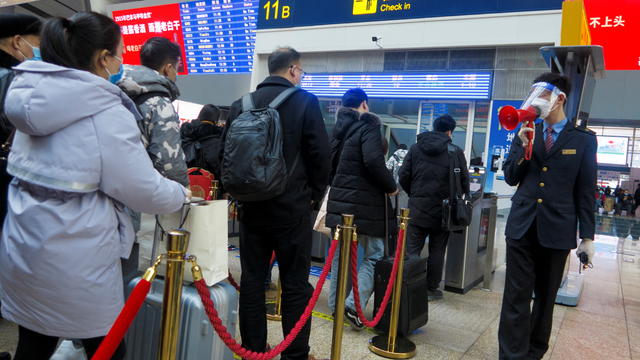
[444,193,498,294]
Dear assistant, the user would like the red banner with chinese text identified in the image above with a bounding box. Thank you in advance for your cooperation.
[584,0,640,70]
[113,4,189,75]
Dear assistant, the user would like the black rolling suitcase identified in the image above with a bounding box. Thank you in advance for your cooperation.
[373,255,429,337]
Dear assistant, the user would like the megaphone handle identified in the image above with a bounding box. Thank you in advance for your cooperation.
[524,121,534,160]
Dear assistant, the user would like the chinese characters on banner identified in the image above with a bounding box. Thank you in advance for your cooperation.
[584,0,640,70]
[113,4,189,75]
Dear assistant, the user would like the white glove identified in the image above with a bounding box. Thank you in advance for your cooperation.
[576,238,595,264]
[518,126,535,148]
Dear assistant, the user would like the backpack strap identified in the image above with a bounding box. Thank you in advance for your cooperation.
[447,144,460,200]
[269,87,298,109]
[133,91,167,107]
[447,144,466,200]
[242,93,255,112]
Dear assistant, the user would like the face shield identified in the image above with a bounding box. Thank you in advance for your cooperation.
[521,82,565,119]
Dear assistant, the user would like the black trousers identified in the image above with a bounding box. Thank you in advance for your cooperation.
[239,214,313,360]
[406,223,450,290]
[498,223,569,360]
[13,325,125,360]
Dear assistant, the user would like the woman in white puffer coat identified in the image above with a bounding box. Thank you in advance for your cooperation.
[0,12,188,359]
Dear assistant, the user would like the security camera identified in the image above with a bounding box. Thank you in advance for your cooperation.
[372,36,383,48]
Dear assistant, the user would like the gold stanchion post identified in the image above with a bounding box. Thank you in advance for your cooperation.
[210,180,219,200]
[159,229,190,360]
[330,214,354,360]
[266,279,283,321]
[369,208,416,359]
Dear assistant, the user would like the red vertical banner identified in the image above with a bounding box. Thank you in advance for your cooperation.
[584,0,640,70]
[113,4,189,75]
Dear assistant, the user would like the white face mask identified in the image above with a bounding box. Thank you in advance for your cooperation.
[521,82,565,119]
[530,97,552,119]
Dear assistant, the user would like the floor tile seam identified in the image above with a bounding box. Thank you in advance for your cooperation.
[459,311,501,358]
[569,306,627,321]
[618,256,634,359]
[547,303,571,359]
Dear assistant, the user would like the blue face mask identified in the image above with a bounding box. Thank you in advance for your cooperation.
[107,64,124,84]
[105,54,124,84]
[19,38,41,61]
[30,47,42,61]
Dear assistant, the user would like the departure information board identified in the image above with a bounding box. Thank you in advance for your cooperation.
[180,1,257,74]
[113,0,258,75]
[301,73,493,100]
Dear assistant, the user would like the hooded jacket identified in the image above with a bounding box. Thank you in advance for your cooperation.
[0,61,186,338]
[118,65,189,186]
[399,131,470,229]
[326,108,397,238]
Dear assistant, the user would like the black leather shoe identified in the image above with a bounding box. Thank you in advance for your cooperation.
[0,352,11,360]
[427,289,443,301]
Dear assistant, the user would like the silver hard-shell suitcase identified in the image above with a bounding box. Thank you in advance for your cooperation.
[125,277,238,360]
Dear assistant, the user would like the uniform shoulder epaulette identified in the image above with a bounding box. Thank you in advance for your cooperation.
[575,126,596,136]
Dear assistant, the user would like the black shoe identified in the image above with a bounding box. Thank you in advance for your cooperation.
[0,352,11,360]
[427,289,443,301]
[344,307,364,331]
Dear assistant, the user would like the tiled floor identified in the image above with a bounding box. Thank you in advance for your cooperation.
[1,214,640,359]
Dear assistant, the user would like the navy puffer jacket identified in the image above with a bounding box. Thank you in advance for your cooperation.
[326,108,397,238]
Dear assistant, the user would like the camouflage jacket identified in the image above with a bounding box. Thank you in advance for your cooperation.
[118,65,189,187]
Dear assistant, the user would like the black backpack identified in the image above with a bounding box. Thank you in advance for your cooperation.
[221,87,298,202]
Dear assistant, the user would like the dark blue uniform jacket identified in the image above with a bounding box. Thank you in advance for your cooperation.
[504,121,597,250]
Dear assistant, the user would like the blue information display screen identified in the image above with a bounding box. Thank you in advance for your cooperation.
[301,73,493,100]
[180,0,258,74]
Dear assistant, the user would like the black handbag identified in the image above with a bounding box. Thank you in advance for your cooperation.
[442,144,472,231]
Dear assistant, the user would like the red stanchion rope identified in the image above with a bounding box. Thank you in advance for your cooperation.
[195,239,338,360]
[91,278,153,360]
[228,251,277,292]
[350,228,404,328]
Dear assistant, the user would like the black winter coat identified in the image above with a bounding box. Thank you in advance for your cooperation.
[221,76,331,226]
[326,108,397,238]
[0,49,19,225]
[181,120,223,178]
[399,131,470,229]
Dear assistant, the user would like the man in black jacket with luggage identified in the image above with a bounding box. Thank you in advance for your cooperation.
[326,88,398,329]
[399,115,470,301]
[498,73,597,359]
[221,47,330,360]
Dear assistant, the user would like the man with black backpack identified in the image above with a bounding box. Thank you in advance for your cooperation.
[220,47,330,360]
[399,115,470,301]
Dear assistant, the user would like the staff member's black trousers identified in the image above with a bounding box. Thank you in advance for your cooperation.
[238,214,313,360]
[406,223,449,290]
[499,222,569,360]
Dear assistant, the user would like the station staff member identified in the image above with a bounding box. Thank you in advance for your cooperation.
[498,72,597,360]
